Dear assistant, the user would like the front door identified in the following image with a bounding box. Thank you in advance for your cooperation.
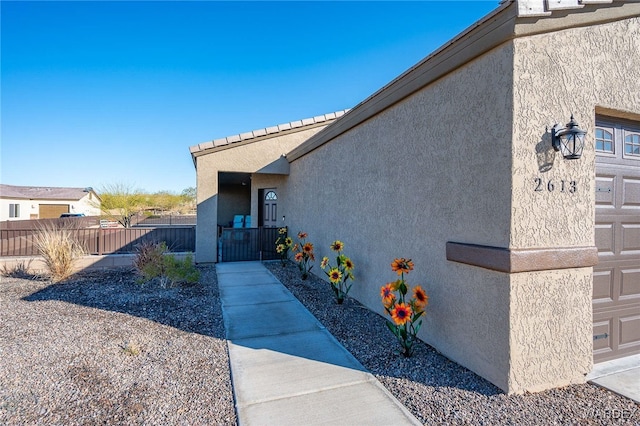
[262,189,278,228]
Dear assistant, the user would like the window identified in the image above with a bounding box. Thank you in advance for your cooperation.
[265,191,277,201]
[595,127,614,153]
[624,132,640,156]
[9,204,20,218]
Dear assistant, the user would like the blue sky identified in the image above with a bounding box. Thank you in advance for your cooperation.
[2,1,498,194]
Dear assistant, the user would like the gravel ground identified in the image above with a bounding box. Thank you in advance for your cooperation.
[0,266,236,426]
[265,262,640,426]
[2,262,638,426]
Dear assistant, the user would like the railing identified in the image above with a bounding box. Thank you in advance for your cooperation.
[219,227,281,262]
[0,226,196,257]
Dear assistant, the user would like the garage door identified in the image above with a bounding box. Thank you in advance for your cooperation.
[593,117,640,363]
[39,204,69,219]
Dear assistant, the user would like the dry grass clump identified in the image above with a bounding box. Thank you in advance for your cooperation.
[33,223,87,282]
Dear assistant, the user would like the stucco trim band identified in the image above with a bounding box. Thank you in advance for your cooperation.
[446,242,598,273]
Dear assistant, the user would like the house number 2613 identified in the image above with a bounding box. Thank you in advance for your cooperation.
[534,178,577,193]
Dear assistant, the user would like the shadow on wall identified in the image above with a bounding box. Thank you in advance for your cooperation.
[536,130,557,173]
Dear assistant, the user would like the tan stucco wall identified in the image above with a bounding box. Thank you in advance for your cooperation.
[285,15,639,394]
[195,126,328,263]
[286,41,517,391]
[506,16,640,392]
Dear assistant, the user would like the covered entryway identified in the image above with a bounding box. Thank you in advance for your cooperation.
[593,117,640,363]
[39,204,69,219]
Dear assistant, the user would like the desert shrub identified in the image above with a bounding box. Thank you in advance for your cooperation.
[34,223,87,282]
[134,241,199,287]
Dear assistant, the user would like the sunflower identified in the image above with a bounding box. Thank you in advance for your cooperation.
[297,232,308,239]
[344,257,354,271]
[413,285,429,308]
[330,240,344,252]
[321,256,329,269]
[284,237,293,246]
[391,303,413,325]
[328,268,342,284]
[391,258,414,275]
[303,242,313,253]
[278,227,287,235]
[380,284,395,305]
[294,252,304,262]
[276,244,285,254]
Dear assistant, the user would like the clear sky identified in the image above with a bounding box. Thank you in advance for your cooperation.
[2,1,498,194]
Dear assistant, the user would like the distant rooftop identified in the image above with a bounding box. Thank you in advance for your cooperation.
[189,109,350,157]
[0,184,97,201]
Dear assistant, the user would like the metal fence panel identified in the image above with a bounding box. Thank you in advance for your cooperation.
[0,226,195,257]
[220,227,282,262]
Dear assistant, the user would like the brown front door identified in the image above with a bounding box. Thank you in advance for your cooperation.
[262,189,278,228]
[593,117,640,363]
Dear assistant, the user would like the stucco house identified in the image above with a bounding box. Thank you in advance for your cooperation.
[0,184,102,221]
[190,0,640,394]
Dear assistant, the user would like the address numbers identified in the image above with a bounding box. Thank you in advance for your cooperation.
[534,178,577,193]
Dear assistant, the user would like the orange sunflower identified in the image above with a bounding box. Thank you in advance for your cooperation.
[328,268,342,284]
[321,256,329,269]
[294,252,304,262]
[297,232,308,239]
[330,240,344,252]
[380,284,396,306]
[413,285,429,308]
[303,242,313,253]
[391,303,413,325]
[391,258,414,275]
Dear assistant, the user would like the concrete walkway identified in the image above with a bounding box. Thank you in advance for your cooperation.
[587,354,640,404]
[216,261,421,426]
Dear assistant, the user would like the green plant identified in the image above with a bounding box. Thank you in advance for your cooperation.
[274,227,293,266]
[320,240,355,304]
[134,241,199,287]
[292,232,314,279]
[33,222,87,282]
[381,258,428,357]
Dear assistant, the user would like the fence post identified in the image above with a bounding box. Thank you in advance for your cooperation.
[98,228,103,256]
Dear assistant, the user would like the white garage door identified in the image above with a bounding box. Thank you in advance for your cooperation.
[593,117,640,363]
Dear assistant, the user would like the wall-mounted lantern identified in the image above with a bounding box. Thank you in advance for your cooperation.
[552,114,586,160]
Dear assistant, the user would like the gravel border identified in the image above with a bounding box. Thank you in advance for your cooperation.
[0,266,236,425]
[265,261,640,426]
[2,262,638,425]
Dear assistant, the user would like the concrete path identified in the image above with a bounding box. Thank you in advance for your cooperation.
[216,261,421,426]
[587,354,640,404]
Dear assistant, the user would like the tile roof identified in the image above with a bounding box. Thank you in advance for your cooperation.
[0,184,96,201]
[189,109,350,156]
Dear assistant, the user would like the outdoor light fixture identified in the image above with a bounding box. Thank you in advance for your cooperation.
[551,114,586,160]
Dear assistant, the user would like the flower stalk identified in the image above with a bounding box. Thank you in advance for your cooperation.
[292,232,314,279]
[321,240,355,304]
[381,258,428,357]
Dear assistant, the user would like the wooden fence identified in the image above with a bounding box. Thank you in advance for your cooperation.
[0,226,196,257]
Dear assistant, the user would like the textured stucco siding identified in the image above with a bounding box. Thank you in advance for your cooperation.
[286,42,516,391]
[195,127,327,263]
[507,17,640,392]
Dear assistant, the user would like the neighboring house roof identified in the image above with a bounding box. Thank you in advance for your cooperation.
[189,109,350,163]
[0,184,99,201]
